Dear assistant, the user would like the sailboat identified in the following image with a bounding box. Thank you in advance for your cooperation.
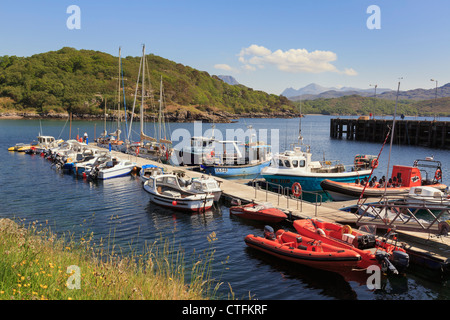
[126,45,172,163]
[97,47,125,151]
[261,102,373,201]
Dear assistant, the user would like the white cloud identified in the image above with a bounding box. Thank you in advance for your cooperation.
[214,64,233,71]
[237,44,357,76]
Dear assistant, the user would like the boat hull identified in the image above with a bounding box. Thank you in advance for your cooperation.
[143,183,213,212]
[293,219,409,272]
[202,160,271,178]
[245,230,361,272]
[97,166,135,180]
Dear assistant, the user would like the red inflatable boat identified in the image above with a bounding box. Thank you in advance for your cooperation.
[293,219,409,274]
[245,226,361,272]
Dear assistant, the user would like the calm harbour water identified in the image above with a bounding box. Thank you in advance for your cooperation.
[1,115,450,300]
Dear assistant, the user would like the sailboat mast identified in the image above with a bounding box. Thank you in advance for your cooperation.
[117,47,122,141]
[104,97,107,135]
[140,45,145,136]
[159,75,163,142]
[384,79,402,196]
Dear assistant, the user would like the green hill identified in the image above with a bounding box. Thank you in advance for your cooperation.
[0,47,294,120]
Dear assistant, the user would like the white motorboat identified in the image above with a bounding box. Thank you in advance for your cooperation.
[404,186,450,208]
[143,173,214,212]
[88,156,137,180]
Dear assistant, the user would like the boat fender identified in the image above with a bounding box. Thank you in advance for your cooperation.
[316,228,326,237]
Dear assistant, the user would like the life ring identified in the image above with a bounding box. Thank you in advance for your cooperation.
[371,158,379,168]
[435,169,442,181]
[341,225,352,235]
[291,182,302,197]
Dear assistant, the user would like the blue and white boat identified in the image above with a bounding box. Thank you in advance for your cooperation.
[200,140,272,178]
[261,145,373,201]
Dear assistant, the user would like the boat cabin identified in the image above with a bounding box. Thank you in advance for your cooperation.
[37,136,56,145]
[272,147,344,173]
[390,165,422,187]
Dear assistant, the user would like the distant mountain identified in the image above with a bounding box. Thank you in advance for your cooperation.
[284,82,450,102]
[375,83,450,101]
[282,83,392,100]
[216,75,240,85]
[281,83,333,97]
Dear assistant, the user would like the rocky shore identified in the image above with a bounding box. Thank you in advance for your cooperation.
[0,109,298,123]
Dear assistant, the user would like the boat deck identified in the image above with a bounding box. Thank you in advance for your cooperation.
[91,144,450,273]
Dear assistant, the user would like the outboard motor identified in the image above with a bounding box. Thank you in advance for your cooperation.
[375,251,398,275]
[392,250,409,273]
[264,226,275,240]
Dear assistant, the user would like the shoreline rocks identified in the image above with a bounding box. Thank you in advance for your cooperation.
[0,110,298,123]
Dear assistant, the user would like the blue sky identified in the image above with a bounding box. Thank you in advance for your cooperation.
[1,0,449,95]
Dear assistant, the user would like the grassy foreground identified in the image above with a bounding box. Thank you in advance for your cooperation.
[0,218,221,300]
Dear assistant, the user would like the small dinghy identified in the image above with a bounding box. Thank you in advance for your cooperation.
[245,226,361,272]
[230,200,287,223]
[293,219,409,274]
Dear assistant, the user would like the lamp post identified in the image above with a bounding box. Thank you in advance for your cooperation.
[370,84,378,98]
[430,79,438,103]
[431,79,438,120]
[370,84,377,119]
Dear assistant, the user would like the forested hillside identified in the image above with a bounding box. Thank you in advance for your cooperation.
[0,47,294,119]
[294,95,450,117]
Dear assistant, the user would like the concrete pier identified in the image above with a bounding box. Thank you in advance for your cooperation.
[330,118,450,149]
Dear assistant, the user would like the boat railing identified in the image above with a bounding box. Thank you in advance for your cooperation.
[355,195,450,235]
[250,179,323,216]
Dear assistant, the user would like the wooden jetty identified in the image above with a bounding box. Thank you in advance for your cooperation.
[330,118,450,149]
[94,145,450,273]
